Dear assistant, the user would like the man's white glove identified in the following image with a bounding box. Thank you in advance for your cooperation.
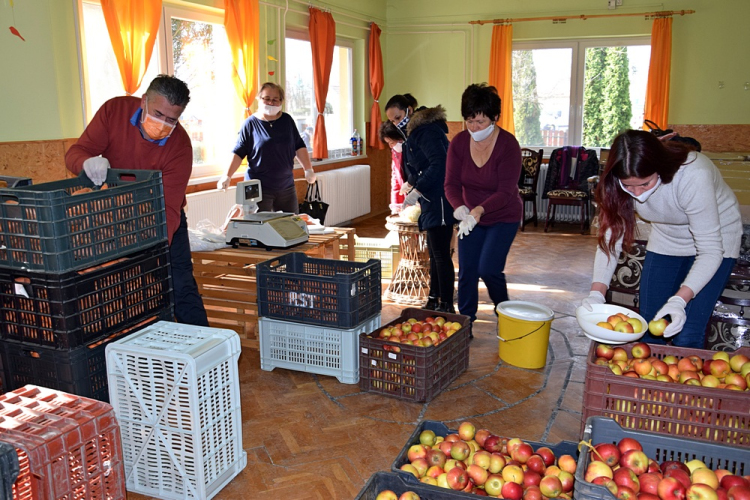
[654,296,687,338]
[399,182,412,196]
[403,188,421,207]
[453,205,470,221]
[217,175,231,191]
[457,215,477,239]
[304,169,317,184]
[82,157,109,186]
[580,290,606,311]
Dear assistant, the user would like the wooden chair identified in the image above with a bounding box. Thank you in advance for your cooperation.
[518,148,543,231]
[542,146,599,234]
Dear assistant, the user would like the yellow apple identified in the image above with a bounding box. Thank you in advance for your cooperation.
[648,318,669,336]
[597,321,615,330]
[614,321,635,334]
[626,318,643,333]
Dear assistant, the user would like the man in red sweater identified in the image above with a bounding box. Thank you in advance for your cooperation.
[66,74,209,326]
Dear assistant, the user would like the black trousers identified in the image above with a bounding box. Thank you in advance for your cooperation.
[426,224,455,304]
[170,210,209,326]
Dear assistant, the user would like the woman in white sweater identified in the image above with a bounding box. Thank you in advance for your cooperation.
[581,130,741,348]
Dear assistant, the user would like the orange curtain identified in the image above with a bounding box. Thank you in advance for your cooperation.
[368,23,385,150]
[101,0,162,95]
[224,0,260,118]
[308,7,336,159]
[487,24,515,135]
[643,17,672,130]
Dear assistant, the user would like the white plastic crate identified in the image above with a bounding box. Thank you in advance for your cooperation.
[352,237,400,279]
[259,314,381,384]
[105,321,246,500]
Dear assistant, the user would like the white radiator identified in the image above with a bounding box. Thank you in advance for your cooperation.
[315,165,370,226]
[185,187,237,230]
[525,164,581,223]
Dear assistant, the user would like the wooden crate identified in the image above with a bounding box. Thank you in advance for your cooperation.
[192,229,355,350]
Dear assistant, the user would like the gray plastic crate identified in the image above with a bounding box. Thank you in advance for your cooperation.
[0,440,19,500]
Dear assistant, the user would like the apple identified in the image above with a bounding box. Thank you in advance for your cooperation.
[450,441,471,461]
[511,442,534,464]
[523,470,543,489]
[640,473,664,495]
[648,318,669,336]
[666,469,692,491]
[502,480,524,500]
[535,446,556,467]
[467,463,489,486]
[614,466,641,493]
[633,359,654,376]
[376,491,399,500]
[420,476,438,485]
[619,486,639,500]
[438,440,453,456]
[506,437,523,456]
[559,470,575,493]
[710,359,732,378]
[524,485,544,500]
[483,434,504,453]
[489,452,506,474]
[503,464,525,485]
[679,370,700,384]
[540,475,563,498]
[593,477,619,496]
[725,372,747,390]
[651,359,669,376]
[400,463,420,478]
[615,321,636,334]
[721,476,750,491]
[407,444,428,462]
[640,494,662,500]
[471,449,491,470]
[609,314,625,327]
[686,484,719,500]
[444,433,461,443]
[484,473,505,496]
[701,374,721,388]
[712,351,731,362]
[599,322,616,330]
[545,465,562,477]
[620,449,649,475]
[658,477,687,500]
[558,454,577,474]
[526,454,547,474]
[597,344,616,360]
[677,357,701,373]
[613,347,629,361]
[592,443,621,467]
[585,461,614,482]
[437,472,450,488]
[444,458,464,473]
[474,428,492,448]
[617,437,643,455]
[692,469,720,490]
[425,465,443,479]
[447,466,469,490]
[714,471,733,484]
[419,429,437,446]
[741,362,750,377]
[728,486,750,500]
[628,318,644,334]
[661,462,691,476]
[631,342,652,359]
[411,458,429,477]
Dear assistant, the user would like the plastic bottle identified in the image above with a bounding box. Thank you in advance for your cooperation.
[351,129,361,156]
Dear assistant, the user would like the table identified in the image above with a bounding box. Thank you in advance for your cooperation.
[192,228,355,350]
[383,215,430,305]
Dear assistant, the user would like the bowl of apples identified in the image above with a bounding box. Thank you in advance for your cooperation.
[575,304,648,344]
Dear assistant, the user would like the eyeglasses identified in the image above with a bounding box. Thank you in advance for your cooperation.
[261,96,282,105]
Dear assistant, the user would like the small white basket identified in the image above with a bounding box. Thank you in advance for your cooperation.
[259,314,381,384]
[105,321,246,500]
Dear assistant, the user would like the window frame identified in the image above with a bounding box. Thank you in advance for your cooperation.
[512,36,650,154]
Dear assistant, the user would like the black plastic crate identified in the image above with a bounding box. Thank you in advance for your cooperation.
[392,420,579,498]
[356,471,470,500]
[574,417,750,500]
[0,169,166,273]
[0,176,31,188]
[359,308,471,402]
[0,440,19,500]
[0,242,173,349]
[0,312,172,403]
[256,252,381,328]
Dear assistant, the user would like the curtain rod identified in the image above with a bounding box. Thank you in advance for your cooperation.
[469,9,695,25]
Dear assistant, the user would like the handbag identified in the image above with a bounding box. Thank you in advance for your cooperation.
[298,181,329,224]
[644,119,701,151]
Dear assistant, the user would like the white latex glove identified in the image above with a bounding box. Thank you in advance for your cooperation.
[457,215,477,239]
[399,182,412,196]
[217,175,231,191]
[580,290,606,311]
[389,203,402,215]
[82,157,109,186]
[304,169,317,184]
[453,205,470,221]
[653,296,687,338]
[403,188,421,207]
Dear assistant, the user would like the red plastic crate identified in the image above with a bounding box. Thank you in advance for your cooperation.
[358,308,471,402]
[583,341,750,446]
[0,385,126,500]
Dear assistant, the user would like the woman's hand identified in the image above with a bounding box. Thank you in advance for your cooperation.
[470,206,484,225]
[399,182,412,196]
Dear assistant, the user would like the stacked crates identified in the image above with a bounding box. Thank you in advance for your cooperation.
[256,252,382,384]
[106,321,246,499]
[0,385,127,499]
[0,170,174,401]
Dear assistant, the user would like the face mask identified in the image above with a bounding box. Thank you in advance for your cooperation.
[468,123,495,142]
[260,103,282,116]
[618,177,662,203]
[396,109,410,130]
[141,102,176,141]
[393,142,403,153]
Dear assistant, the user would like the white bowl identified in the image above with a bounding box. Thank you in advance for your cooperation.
[575,304,647,344]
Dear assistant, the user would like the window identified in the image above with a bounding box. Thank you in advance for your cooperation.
[285,33,353,159]
[512,39,650,150]
[77,1,244,178]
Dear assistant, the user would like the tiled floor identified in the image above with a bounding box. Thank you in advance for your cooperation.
[128,213,600,500]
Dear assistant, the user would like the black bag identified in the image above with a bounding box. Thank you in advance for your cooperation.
[299,181,329,224]
[644,119,701,151]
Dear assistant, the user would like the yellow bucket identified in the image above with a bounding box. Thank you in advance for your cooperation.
[496,301,555,369]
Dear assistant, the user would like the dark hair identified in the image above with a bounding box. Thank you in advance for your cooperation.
[597,129,692,255]
[379,121,403,143]
[257,82,285,102]
[385,93,418,112]
[461,83,500,121]
[146,74,190,107]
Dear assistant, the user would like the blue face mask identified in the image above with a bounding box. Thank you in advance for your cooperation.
[396,109,410,130]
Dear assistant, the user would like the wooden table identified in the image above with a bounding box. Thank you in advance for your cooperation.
[192,228,355,350]
[383,216,431,305]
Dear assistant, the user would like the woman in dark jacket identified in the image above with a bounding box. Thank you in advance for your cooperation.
[386,94,456,313]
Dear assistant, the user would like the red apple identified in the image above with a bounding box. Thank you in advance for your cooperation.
[438,441,453,456]
[721,477,750,491]
[728,486,750,500]
[620,449,649,475]
[467,463,489,486]
[710,359,732,378]
[703,359,714,376]
[411,458,429,477]
[631,342,652,359]
[512,443,534,464]
[558,454,577,474]
[585,461,614,482]
[717,488,729,500]
[640,473,664,496]
[474,428,492,448]
[597,343,616,360]
[593,477,619,496]
[592,443,621,467]
[539,475,563,498]
[483,434,504,453]
[450,441,471,461]
[613,347,629,361]
[447,466,469,490]
[640,494,662,500]
[617,437,644,455]
[407,444,428,462]
[665,469,692,491]
[526,454,547,474]
[614,466,641,493]
[730,354,750,373]
[662,462,691,476]
[400,463,420,478]
[425,465,443,479]
[536,446,557,467]
[524,485,543,500]
[523,470,543,489]
[558,470,575,493]
[619,486,639,500]
[502,481,524,500]
[658,476,687,500]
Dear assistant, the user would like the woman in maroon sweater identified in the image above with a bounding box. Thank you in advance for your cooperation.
[445,84,522,323]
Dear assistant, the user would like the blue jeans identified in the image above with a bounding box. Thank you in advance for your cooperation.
[170,211,210,326]
[639,251,735,348]
[457,222,519,322]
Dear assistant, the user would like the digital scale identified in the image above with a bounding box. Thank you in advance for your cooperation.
[225,180,309,249]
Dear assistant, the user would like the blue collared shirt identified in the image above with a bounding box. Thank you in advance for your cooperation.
[130,108,170,147]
